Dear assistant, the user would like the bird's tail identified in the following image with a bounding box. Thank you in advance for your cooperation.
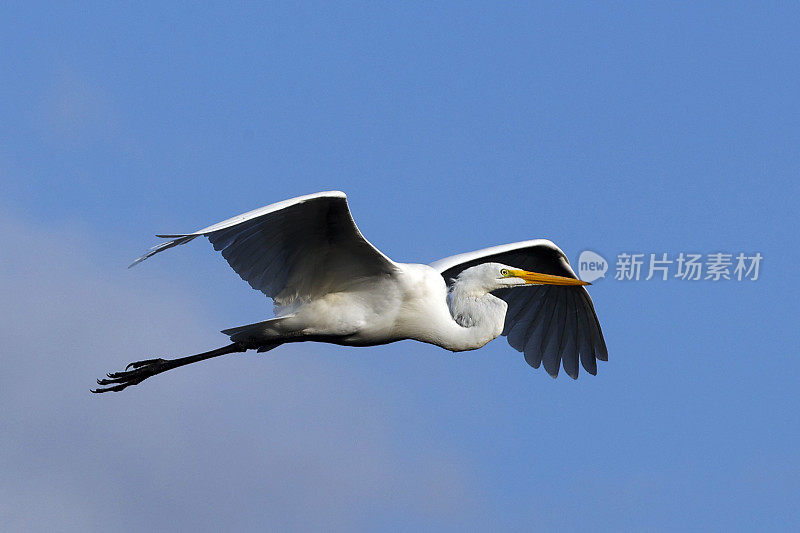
[221,315,294,350]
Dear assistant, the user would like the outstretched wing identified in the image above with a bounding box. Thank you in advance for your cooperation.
[430,240,607,379]
[131,191,398,305]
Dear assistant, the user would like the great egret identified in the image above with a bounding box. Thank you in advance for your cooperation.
[93,191,607,393]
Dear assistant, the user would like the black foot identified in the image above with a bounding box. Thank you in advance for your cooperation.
[92,343,249,394]
[92,357,171,393]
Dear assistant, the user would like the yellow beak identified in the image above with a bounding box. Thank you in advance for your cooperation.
[510,269,590,286]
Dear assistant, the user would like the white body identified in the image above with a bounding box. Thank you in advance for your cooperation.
[267,262,506,351]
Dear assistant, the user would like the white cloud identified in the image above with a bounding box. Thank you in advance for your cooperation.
[0,210,480,531]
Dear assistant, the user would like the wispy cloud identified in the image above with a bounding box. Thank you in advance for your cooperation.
[0,210,479,531]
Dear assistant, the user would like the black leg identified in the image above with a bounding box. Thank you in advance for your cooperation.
[92,343,248,393]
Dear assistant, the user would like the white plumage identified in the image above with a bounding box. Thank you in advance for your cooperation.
[94,191,607,392]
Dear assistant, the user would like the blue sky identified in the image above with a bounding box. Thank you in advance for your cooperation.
[1,3,798,531]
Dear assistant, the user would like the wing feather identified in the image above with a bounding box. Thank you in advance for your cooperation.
[130,191,397,304]
[561,291,580,379]
[575,291,598,375]
[580,289,608,361]
[506,288,548,352]
[539,289,565,376]
[499,287,533,334]
[520,288,556,368]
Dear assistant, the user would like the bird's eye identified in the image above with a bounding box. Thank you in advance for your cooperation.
[500,269,509,276]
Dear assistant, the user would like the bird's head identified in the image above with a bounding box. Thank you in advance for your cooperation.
[456,262,589,294]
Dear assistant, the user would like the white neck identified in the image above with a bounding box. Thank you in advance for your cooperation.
[436,283,508,352]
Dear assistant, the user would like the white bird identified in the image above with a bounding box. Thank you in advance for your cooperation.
[93,191,607,393]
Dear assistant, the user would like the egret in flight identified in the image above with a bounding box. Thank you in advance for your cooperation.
[93,191,607,393]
